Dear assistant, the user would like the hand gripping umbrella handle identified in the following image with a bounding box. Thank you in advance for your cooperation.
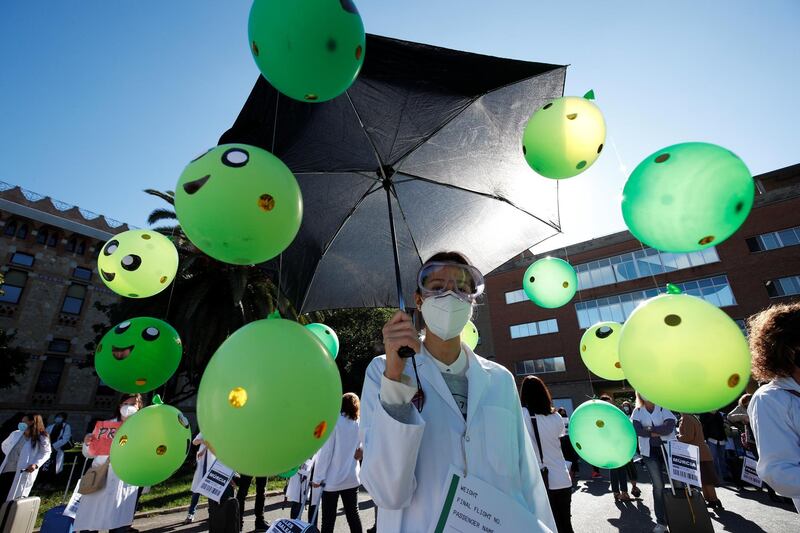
[398,346,415,358]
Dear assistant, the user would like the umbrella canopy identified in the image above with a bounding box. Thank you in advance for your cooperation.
[220,34,566,312]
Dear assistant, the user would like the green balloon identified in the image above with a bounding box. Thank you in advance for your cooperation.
[175,144,303,265]
[197,319,342,476]
[568,400,637,469]
[621,142,753,253]
[462,320,479,351]
[522,257,577,308]
[306,323,340,359]
[580,322,624,381]
[95,317,182,393]
[97,229,178,298]
[618,293,750,413]
[110,399,191,486]
[248,0,365,103]
[522,96,606,179]
[278,466,300,479]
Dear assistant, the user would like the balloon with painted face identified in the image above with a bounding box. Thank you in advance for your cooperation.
[197,318,342,476]
[97,230,178,298]
[523,257,577,308]
[248,0,365,103]
[569,400,637,469]
[621,142,753,253]
[110,397,191,486]
[618,293,751,412]
[175,144,303,265]
[305,323,340,359]
[95,317,182,393]
[522,95,606,179]
[462,320,480,351]
[580,322,624,381]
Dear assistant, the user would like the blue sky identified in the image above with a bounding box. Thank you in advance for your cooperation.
[1,0,798,252]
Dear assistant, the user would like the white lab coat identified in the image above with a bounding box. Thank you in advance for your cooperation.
[0,430,51,501]
[313,415,361,492]
[522,408,572,491]
[45,422,72,474]
[190,432,214,494]
[748,376,800,513]
[287,455,321,507]
[360,345,556,533]
[73,420,139,532]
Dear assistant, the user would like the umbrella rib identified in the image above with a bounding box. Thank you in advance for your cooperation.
[388,184,425,270]
[345,90,388,171]
[299,181,382,312]
[397,171,561,232]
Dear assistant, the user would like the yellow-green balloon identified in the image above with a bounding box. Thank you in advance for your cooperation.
[522,96,606,179]
[621,142,753,253]
[248,0,365,103]
[618,293,750,413]
[462,320,479,351]
[580,322,624,381]
[523,257,577,308]
[175,144,303,265]
[306,323,339,359]
[568,400,637,469]
[95,317,182,393]
[197,319,342,476]
[110,399,191,486]
[97,230,178,298]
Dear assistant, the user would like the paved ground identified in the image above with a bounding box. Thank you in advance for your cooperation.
[132,465,797,532]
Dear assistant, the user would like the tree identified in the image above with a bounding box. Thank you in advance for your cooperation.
[0,274,28,390]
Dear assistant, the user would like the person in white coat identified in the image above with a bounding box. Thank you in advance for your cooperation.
[0,413,51,501]
[74,394,143,533]
[313,393,363,533]
[360,252,556,533]
[287,453,320,526]
[185,432,211,523]
[746,302,800,512]
[45,412,73,476]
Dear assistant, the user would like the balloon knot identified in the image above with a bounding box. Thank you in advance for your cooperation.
[666,283,682,295]
[583,89,596,100]
[152,394,164,405]
[268,310,281,320]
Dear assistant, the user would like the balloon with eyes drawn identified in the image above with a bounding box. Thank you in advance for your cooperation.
[461,320,480,351]
[580,321,624,381]
[306,323,340,359]
[522,257,577,308]
[97,229,178,298]
[95,317,182,393]
[175,144,303,265]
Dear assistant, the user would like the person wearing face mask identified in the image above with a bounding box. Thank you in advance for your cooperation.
[0,413,51,501]
[360,252,556,533]
[74,394,143,533]
[44,412,73,477]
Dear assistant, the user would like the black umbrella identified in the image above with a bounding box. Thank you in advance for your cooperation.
[220,34,566,313]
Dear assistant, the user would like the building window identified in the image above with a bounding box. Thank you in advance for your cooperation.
[36,227,60,247]
[48,338,71,353]
[575,275,736,328]
[575,247,720,290]
[61,283,87,315]
[66,237,77,253]
[0,270,28,304]
[72,267,93,281]
[10,252,34,267]
[746,226,800,252]
[733,319,747,336]
[514,356,567,376]
[3,220,17,237]
[505,289,527,304]
[510,318,559,339]
[765,275,800,298]
[34,357,65,394]
[76,240,86,255]
[16,224,28,239]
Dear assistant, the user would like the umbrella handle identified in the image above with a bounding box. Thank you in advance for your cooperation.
[398,346,415,358]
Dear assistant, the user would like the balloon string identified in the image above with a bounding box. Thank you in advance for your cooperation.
[269,91,285,316]
[163,224,179,321]
[638,240,662,293]
[564,245,596,398]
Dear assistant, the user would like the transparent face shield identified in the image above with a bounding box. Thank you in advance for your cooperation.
[417,261,485,303]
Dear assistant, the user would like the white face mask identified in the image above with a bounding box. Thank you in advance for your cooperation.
[120,405,139,418]
[420,292,473,341]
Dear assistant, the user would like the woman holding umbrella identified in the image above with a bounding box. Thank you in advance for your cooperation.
[360,252,556,532]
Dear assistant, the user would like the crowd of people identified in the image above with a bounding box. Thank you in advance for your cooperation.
[1,256,799,533]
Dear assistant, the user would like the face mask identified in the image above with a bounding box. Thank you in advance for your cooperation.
[420,292,472,341]
[120,405,139,418]
[18,423,28,432]
[54,416,64,424]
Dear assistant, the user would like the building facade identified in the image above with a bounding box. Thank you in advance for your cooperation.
[0,182,130,435]
[483,163,800,414]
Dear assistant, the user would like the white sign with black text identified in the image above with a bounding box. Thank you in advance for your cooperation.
[741,455,763,488]
[197,459,235,503]
[667,441,702,488]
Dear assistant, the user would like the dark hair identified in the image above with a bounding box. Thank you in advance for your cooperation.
[24,414,47,448]
[341,393,360,421]
[520,376,554,415]
[748,302,800,381]
[115,393,143,420]
[55,412,68,420]
[599,394,613,403]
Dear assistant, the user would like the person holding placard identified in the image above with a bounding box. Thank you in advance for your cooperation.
[74,393,143,533]
[360,252,556,533]
[746,302,800,513]
[677,413,722,510]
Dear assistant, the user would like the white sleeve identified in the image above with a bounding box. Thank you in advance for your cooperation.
[359,356,425,510]
[521,407,535,443]
[312,425,336,485]
[556,414,567,438]
[1,431,18,454]
[35,437,52,467]
[380,374,418,405]
[749,391,800,498]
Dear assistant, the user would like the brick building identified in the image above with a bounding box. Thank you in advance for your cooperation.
[0,181,130,434]
[481,163,800,414]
